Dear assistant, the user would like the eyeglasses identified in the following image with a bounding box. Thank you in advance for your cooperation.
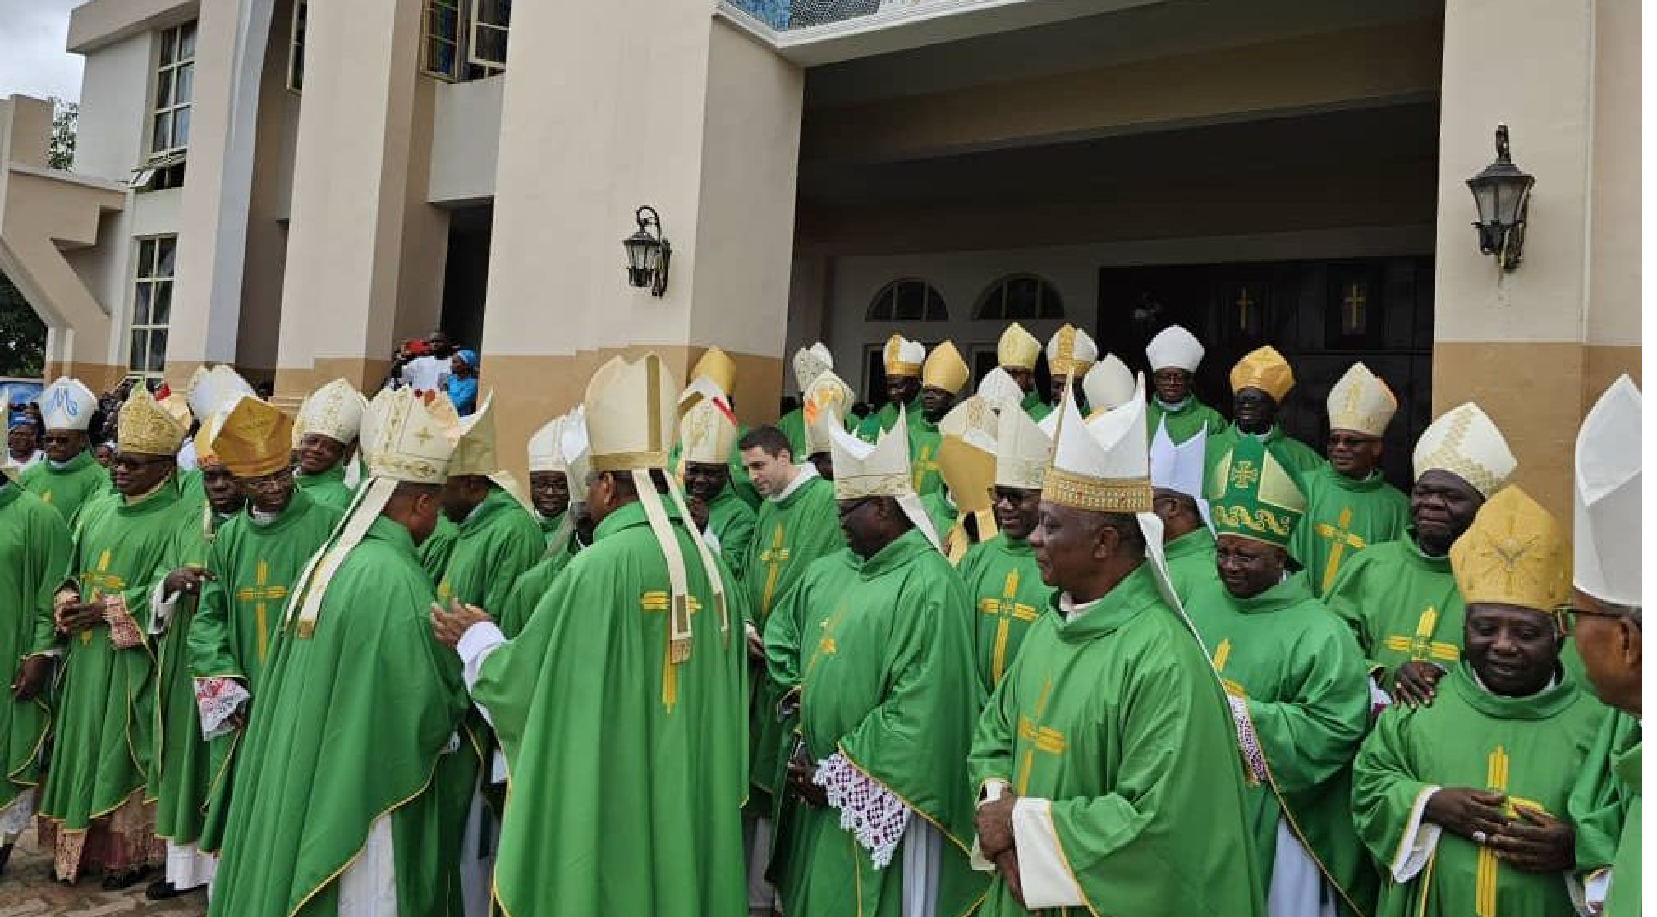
[1327,434,1380,448]
[1558,605,1625,636]
[241,468,294,491]
[110,454,173,470]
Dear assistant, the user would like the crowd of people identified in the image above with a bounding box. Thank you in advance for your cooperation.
[0,320,1640,917]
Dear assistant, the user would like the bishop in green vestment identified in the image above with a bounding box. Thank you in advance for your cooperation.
[446,488,749,917]
[293,458,354,508]
[1149,394,1227,444]
[291,378,369,510]
[1145,324,1227,444]
[679,398,757,581]
[1191,435,1375,915]
[956,485,1052,690]
[41,387,198,885]
[1155,492,1217,606]
[856,334,927,440]
[1204,345,1321,479]
[24,376,109,524]
[0,480,71,867]
[495,507,590,638]
[432,484,544,617]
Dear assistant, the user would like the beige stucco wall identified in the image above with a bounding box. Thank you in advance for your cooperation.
[74,32,154,182]
[429,76,503,205]
[69,0,198,54]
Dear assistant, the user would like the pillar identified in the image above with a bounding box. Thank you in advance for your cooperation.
[1430,0,1640,519]
[479,2,804,479]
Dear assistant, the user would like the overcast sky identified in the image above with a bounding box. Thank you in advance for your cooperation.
[0,0,84,102]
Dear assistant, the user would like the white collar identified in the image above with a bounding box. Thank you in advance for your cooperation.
[251,507,281,527]
[1057,591,1104,622]
[1155,397,1190,412]
[771,462,819,502]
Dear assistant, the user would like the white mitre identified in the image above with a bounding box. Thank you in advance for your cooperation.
[561,406,593,505]
[793,343,835,393]
[1327,362,1397,438]
[680,396,739,465]
[1145,324,1205,373]
[978,367,1024,415]
[289,387,461,638]
[528,413,568,474]
[1082,354,1136,416]
[296,379,368,445]
[185,364,255,428]
[1150,414,1210,529]
[586,353,727,660]
[36,377,98,432]
[803,370,855,457]
[1574,375,1641,606]
[451,393,532,510]
[1412,402,1516,497]
[996,402,1051,491]
[828,409,941,551]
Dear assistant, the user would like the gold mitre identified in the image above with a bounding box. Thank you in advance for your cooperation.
[996,400,1051,491]
[211,394,295,478]
[793,342,834,393]
[803,370,855,457]
[118,386,191,456]
[938,396,1000,562]
[883,334,926,378]
[1413,402,1515,498]
[1327,362,1397,438]
[360,388,462,484]
[830,409,913,501]
[1574,376,1641,607]
[295,379,368,445]
[1083,354,1136,416]
[1451,486,1571,613]
[680,395,739,465]
[585,354,676,472]
[1047,324,1098,379]
[922,341,970,395]
[1230,346,1295,401]
[997,322,1042,372]
[1044,373,1152,513]
[528,413,568,474]
[689,347,738,399]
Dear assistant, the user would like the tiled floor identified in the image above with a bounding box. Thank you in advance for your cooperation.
[0,835,206,916]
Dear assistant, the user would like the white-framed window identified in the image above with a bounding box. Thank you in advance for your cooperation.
[867,279,949,322]
[973,274,1064,320]
[151,22,197,159]
[288,0,308,92]
[469,0,510,73]
[129,236,178,382]
[423,0,510,81]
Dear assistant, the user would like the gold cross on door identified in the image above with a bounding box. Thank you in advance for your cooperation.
[1382,606,1460,664]
[1313,507,1368,593]
[1014,678,1066,794]
[236,559,289,665]
[758,524,791,619]
[977,569,1038,685]
[641,590,701,713]
[1341,283,1367,334]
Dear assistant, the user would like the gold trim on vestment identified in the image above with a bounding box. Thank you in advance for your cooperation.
[1039,469,1152,513]
[590,450,668,472]
[833,472,912,500]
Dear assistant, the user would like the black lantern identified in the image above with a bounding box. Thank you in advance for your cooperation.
[1466,125,1535,272]
[623,205,672,297]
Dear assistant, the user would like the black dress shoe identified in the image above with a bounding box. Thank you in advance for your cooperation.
[145,878,180,899]
[100,865,154,891]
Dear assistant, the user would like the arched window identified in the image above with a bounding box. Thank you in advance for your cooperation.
[973,274,1064,320]
[866,279,949,322]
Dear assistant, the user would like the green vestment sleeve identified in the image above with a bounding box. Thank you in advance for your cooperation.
[0,486,71,808]
[708,489,756,582]
[1568,710,1640,874]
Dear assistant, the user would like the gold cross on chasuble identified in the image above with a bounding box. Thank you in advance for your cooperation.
[758,524,791,618]
[82,549,125,646]
[1014,678,1066,794]
[1382,607,1459,664]
[912,444,940,491]
[978,569,1038,685]
[1212,638,1247,698]
[641,590,700,712]
[1313,506,1368,592]
[1471,745,1551,917]
[803,607,847,690]
[235,559,289,665]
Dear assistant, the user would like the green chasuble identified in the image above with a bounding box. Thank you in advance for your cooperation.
[1021,389,1052,422]
[1148,396,1228,445]
[420,514,460,581]
[707,487,757,581]
[1290,464,1410,598]
[1352,662,1607,917]
[908,419,946,497]
[39,477,195,839]
[294,460,355,509]
[921,490,956,548]
[855,395,924,441]
[1164,525,1218,607]
[496,528,584,639]
[784,529,988,917]
[744,472,844,801]
[432,486,545,618]
[150,506,233,852]
[189,488,343,852]
[206,516,471,917]
[18,449,109,525]
[0,484,71,812]
[955,533,1052,690]
[471,499,749,917]
[968,565,1267,917]
[539,511,565,547]
[1607,740,1641,917]
[1324,536,1463,689]
[1568,711,1641,890]
[1185,571,1375,914]
[1206,424,1324,480]
[777,406,808,460]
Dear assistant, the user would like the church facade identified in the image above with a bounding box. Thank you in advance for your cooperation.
[0,0,1639,513]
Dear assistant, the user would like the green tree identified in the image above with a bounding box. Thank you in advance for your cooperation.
[0,272,46,378]
[49,100,77,171]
